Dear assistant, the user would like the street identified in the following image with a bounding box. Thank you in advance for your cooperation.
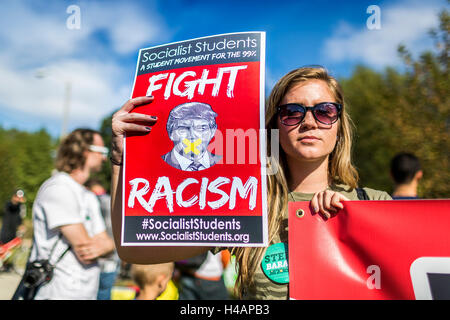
[0,270,21,300]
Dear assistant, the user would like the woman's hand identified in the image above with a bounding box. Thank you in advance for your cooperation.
[311,190,349,219]
[110,96,158,165]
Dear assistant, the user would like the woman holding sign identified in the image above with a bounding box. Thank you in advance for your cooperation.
[110,66,391,299]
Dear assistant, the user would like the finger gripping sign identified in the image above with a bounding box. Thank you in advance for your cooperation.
[288,200,450,300]
[122,32,268,247]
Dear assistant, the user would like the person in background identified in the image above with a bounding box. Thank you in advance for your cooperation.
[85,178,121,300]
[0,189,27,272]
[175,250,230,300]
[1,189,27,245]
[131,262,174,300]
[23,128,115,300]
[390,152,422,199]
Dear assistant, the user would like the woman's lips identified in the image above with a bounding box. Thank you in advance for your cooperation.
[299,135,320,142]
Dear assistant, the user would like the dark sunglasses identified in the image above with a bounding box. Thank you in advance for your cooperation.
[277,102,342,126]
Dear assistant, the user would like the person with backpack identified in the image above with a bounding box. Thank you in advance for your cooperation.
[15,129,115,300]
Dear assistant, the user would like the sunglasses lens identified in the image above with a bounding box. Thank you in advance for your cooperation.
[314,103,339,124]
[279,105,305,126]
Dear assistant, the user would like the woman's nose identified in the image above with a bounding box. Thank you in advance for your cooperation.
[300,109,318,128]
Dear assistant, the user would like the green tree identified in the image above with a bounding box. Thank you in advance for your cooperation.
[342,7,449,198]
[0,129,17,210]
[0,128,56,218]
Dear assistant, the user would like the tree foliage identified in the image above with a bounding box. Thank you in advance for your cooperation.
[0,128,55,217]
[341,7,449,198]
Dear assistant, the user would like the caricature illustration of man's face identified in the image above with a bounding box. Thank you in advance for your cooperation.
[163,102,221,171]
[171,118,216,161]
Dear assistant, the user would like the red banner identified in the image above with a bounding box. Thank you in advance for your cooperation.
[289,200,450,300]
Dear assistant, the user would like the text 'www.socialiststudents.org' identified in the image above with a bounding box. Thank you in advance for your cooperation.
[135,230,250,243]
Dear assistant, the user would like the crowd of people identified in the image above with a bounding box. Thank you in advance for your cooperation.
[0,66,426,300]
[0,128,233,300]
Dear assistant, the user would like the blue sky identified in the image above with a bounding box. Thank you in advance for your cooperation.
[0,0,446,137]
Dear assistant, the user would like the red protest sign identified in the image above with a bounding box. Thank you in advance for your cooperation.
[122,32,268,247]
[288,200,450,299]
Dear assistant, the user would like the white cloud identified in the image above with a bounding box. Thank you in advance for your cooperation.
[323,0,444,68]
[0,57,130,130]
[0,1,168,60]
[0,0,169,136]
[0,2,85,64]
[79,1,169,54]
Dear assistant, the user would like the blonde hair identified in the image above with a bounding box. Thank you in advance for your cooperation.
[55,128,99,173]
[131,263,174,289]
[232,66,359,298]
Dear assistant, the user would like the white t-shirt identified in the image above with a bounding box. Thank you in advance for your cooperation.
[29,172,106,300]
[195,251,224,279]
